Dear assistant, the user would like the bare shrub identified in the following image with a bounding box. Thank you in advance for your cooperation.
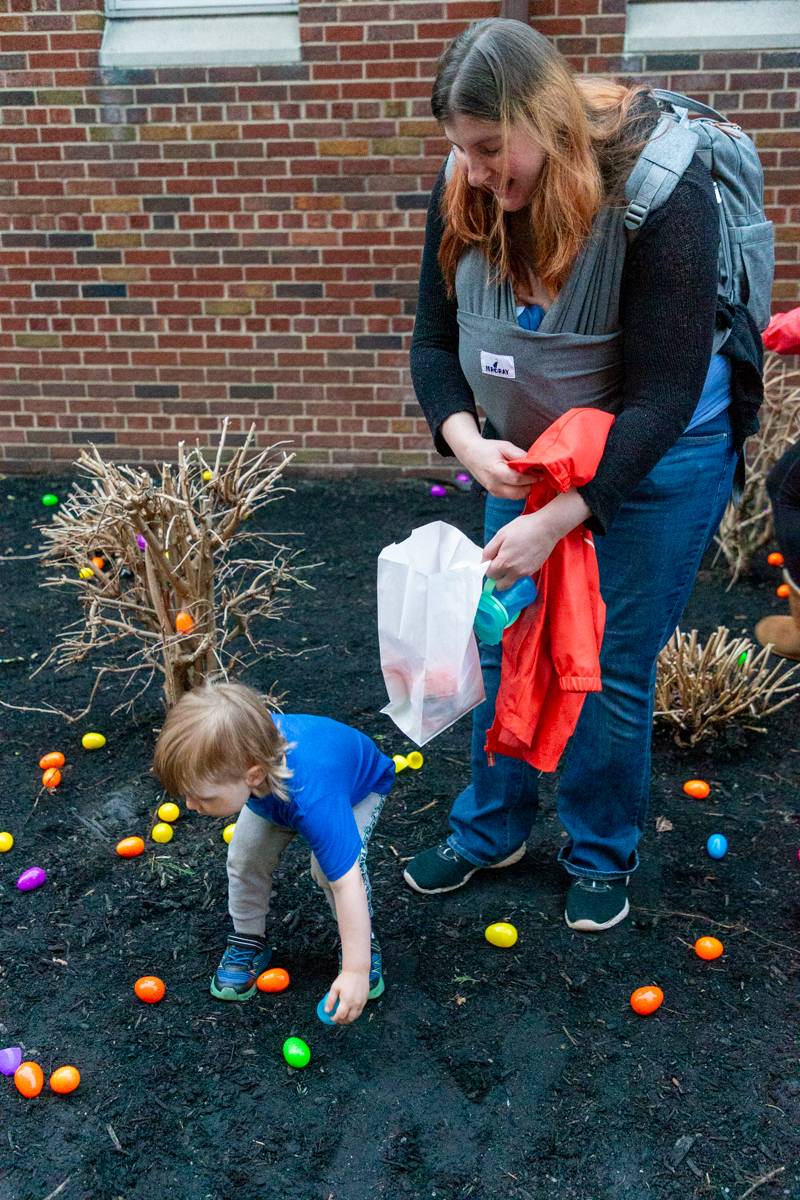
[716,353,800,582]
[654,625,800,746]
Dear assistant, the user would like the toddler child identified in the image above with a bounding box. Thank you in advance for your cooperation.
[153,681,395,1025]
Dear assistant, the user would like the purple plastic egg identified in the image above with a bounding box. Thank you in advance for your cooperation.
[430,484,447,498]
[136,534,147,551]
[16,866,47,892]
[0,1047,22,1076]
[455,472,471,484]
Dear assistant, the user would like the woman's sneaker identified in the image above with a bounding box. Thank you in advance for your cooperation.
[403,841,526,895]
[564,877,629,932]
[210,933,272,1001]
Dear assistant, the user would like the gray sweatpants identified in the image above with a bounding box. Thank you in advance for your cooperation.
[226,792,386,937]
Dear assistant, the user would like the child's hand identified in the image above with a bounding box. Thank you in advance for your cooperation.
[327,969,369,1025]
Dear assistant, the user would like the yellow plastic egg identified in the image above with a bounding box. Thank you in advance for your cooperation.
[406,751,424,770]
[82,732,106,751]
[485,921,518,948]
[157,802,180,823]
[222,823,236,844]
[202,469,213,482]
[0,831,14,852]
[79,567,94,580]
[392,754,408,773]
[151,822,174,845]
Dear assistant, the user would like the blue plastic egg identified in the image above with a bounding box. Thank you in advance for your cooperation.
[706,833,728,860]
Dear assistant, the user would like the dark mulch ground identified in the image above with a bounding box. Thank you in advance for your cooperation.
[1,474,798,1200]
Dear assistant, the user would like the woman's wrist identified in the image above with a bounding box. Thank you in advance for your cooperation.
[538,488,592,540]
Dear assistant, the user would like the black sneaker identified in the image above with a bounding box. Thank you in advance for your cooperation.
[210,933,272,1001]
[403,841,525,895]
[564,877,630,932]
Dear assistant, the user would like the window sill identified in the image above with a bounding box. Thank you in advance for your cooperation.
[626,0,800,52]
[99,12,300,68]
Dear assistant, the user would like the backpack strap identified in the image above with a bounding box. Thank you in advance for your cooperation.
[652,89,726,122]
[624,113,699,233]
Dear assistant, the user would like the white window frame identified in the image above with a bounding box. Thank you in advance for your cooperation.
[626,0,800,51]
[106,0,294,17]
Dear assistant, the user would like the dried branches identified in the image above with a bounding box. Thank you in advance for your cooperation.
[716,353,800,581]
[34,420,306,714]
[654,626,800,746]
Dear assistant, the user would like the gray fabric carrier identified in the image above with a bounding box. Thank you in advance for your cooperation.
[455,203,629,449]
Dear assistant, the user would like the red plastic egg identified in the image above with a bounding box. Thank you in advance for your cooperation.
[256,968,290,994]
[767,551,784,567]
[39,751,65,770]
[175,610,194,633]
[134,976,166,1004]
[49,1065,81,1095]
[630,986,664,1016]
[42,767,62,789]
[682,779,710,800]
[116,836,145,858]
[694,936,724,961]
[14,1061,44,1098]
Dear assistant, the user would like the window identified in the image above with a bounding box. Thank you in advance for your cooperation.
[626,0,800,52]
[107,0,293,15]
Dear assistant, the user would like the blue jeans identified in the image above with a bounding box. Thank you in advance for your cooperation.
[448,413,738,879]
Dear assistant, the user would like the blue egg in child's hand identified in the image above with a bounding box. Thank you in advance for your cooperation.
[317,992,340,1025]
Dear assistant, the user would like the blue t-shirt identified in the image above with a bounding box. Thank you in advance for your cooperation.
[246,714,395,883]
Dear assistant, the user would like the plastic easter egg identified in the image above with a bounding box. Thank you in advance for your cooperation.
[91,555,105,572]
[392,754,408,773]
[136,534,147,551]
[175,610,194,633]
[257,968,290,994]
[116,836,145,858]
[222,823,236,844]
[42,767,61,789]
[317,992,339,1025]
[49,1065,80,1095]
[79,566,94,580]
[39,751,65,770]
[682,779,710,800]
[41,493,59,508]
[202,469,213,482]
[777,583,790,599]
[455,472,471,484]
[694,936,724,961]
[82,731,106,750]
[485,921,519,948]
[134,975,165,1004]
[16,866,46,892]
[0,831,14,852]
[767,551,785,567]
[151,822,174,845]
[430,484,447,498]
[158,802,180,823]
[0,1046,23,1076]
[630,986,664,1016]
[14,1061,44,1098]
[282,1037,311,1069]
[406,751,424,770]
[706,833,728,860]
[737,650,748,667]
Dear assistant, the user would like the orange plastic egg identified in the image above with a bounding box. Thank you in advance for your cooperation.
[14,1061,44,1098]
[682,779,710,800]
[134,975,166,1004]
[694,936,724,961]
[630,985,664,1016]
[256,967,290,994]
[42,767,62,789]
[767,551,785,567]
[49,1065,81,1095]
[91,555,105,571]
[777,583,790,599]
[175,610,194,634]
[116,836,145,858]
[38,751,65,770]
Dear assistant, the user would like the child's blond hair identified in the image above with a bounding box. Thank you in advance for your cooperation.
[153,681,292,801]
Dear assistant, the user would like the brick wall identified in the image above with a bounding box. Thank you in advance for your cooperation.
[0,0,797,474]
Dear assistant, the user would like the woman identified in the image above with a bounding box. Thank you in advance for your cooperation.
[404,19,745,931]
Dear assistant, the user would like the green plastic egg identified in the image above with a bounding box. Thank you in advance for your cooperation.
[41,493,59,507]
[282,1037,311,1069]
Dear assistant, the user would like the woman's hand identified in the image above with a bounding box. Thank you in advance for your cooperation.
[439,413,531,499]
[483,511,558,588]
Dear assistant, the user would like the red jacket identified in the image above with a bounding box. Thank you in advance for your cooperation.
[762,305,800,356]
[485,407,615,773]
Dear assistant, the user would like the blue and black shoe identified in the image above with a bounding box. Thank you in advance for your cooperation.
[368,936,385,1000]
[210,933,272,1001]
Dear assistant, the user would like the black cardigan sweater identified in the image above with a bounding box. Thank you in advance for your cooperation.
[411,157,734,534]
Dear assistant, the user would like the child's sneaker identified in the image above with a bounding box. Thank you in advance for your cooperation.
[368,936,385,1000]
[210,933,272,1001]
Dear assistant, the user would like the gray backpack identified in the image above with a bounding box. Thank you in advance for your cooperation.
[625,89,775,333]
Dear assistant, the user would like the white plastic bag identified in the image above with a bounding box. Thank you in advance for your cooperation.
[377,520,487,746]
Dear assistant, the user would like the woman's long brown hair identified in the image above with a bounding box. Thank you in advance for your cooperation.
[433,19,654,299]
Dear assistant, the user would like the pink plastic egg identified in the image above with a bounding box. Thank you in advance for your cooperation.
[16,866,47,892]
